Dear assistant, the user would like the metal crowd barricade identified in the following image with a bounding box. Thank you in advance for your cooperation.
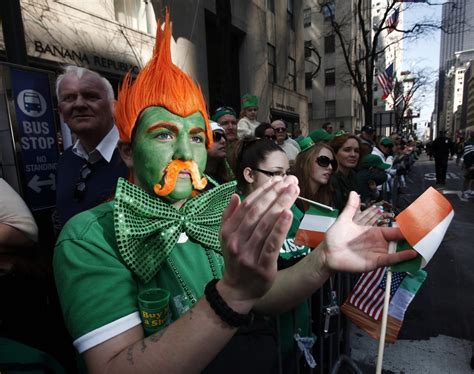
[276,272,359,374]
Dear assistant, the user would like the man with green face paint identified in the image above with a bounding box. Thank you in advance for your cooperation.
[128,107,208,202]
[53,12,417,373]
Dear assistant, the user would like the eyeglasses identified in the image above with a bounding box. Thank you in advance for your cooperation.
[74,162,92,201]
[266,135,277,141]
[253,168,287,177]
[274,127,286,133]
[213,131,227,142]
[316,155,338,170]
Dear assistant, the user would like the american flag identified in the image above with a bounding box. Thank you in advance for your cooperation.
[342,268,427,343]
[377,63,395,100]
[348,267,406,321]
[386,7,400,34]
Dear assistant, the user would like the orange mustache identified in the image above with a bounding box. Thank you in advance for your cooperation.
[153,160,207,196]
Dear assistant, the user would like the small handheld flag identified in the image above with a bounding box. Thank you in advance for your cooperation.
[393,186,454,272]
[341,268,427,343]
[294,204,338,248]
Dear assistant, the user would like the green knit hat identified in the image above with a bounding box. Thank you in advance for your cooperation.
[296,136,315,153]
[211,106,236,122]
[241,94,258,109]
[309,128,334,143]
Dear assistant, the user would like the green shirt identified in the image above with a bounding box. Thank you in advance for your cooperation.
[54,201,223,353]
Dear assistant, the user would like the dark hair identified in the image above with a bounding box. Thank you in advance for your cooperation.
[231,136,285,194]
[292,143,335,207]
[255,122,273,138]
[322,122,332,130]
[330,134,362,169]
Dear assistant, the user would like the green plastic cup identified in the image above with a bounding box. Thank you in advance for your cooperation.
[138,288,170,336]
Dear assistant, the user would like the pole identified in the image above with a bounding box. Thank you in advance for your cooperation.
[375,230,398,374]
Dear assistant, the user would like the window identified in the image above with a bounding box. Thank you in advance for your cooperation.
[267,0,275,13]
[374,99,378,106]
[114,0,156,34]
[325,100,336,118]
[374,85,378,92]
[324,35,335,53]
[305,72,312,89]
[288,57,296,91]
[268,44,276,84]
[287,0,295,31]
[325,68,335,86]
[304,8,311,27]
[304,40,312,58]
[322,1,335,19]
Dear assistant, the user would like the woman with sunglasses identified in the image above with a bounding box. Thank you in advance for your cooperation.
[204,122,233,186]
[255,122,277,142]
[292,138,338,207]
[231,137,312,373]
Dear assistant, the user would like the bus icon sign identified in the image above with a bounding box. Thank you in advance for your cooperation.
[17,89,47,117]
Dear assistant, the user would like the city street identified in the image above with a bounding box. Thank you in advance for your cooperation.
[351,153,474,373]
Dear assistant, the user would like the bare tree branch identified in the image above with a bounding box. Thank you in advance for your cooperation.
[312,0,463,128]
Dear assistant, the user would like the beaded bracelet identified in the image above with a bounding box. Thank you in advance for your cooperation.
[204,279,253,328]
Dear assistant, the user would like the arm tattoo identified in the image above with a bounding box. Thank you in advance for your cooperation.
[126,345,134,365]
[140,339,147,353]
[148,327,167,344]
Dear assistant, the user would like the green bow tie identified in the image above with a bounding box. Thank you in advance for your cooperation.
[114,178,237,283]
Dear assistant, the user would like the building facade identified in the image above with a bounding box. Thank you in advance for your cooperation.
[304,0,369,134]
[438,49,474,135]
[372,0,403,114]
[0,0,308,137]
[461,61,474,134]
[436,0,474,129]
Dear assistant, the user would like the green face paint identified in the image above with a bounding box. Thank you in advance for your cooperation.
[132,106,208,203]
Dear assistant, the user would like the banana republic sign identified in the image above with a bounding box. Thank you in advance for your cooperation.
[33,40,140,75]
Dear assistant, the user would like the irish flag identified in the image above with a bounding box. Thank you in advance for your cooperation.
[392,187,454,272]
[294,204,338,248]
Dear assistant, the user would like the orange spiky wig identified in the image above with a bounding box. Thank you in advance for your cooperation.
[114,11,212,148]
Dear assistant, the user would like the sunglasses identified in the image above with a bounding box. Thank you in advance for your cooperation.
[253,168,287,177]
[213,132,227,142]
[265,135,277,141]
[74,162,92,201]
[274,127,286,133]
[316,155,338,170]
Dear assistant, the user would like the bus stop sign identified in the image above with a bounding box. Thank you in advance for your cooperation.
[10,67,59,210]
